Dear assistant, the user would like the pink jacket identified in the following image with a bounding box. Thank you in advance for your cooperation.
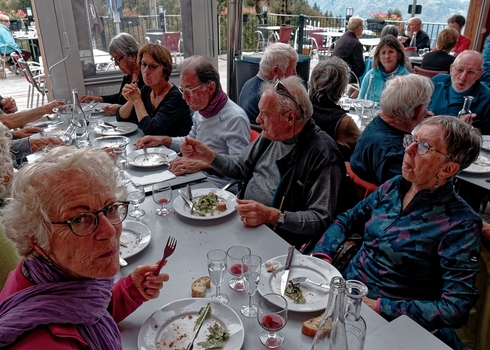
[0,262,146,349]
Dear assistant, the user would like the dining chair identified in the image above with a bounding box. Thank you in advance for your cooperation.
[13,55,46,108]
[255,30,266,53]
[308,30,332,58]
[413,66,448,79]
[162,32,182,64]
[345,162,378,202]
[0,44,22,79]
[275,26,294,45]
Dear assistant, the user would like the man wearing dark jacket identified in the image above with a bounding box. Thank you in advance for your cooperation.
[333,16,365,83]
[400,17,430,50]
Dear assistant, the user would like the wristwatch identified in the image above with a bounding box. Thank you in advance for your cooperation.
[277,211,286,225]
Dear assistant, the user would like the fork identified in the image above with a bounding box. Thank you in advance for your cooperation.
[153,236,177,275]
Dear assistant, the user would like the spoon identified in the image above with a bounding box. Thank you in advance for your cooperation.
[289,277,329,290]
[119,255,128,267]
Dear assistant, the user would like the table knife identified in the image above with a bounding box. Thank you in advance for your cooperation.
[186,303,211,350]
[280,245,295,295]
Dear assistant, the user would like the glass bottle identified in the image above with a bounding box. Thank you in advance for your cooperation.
[345,280,368,350]
[409,31,417,47]
[311,276,348,350]
[457,95,474,119]
[71,88,89,147]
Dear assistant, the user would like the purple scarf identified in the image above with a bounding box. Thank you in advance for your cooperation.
[200,90,228,118]
[0,259,121,349]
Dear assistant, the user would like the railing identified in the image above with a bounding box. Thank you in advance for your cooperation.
[95,13,447,55]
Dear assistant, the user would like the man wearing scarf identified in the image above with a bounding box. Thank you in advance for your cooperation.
[135,55,250,190]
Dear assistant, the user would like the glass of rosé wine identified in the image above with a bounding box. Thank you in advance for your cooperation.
[152,182,172,216]
[226,245,251,291]
[257,293,288,348]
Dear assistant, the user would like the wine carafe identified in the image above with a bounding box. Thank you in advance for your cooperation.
[345,280,368,350]
[71,88,89,147]
[409,31,417,47]
[457,95,474,119]
[311,276,348,350]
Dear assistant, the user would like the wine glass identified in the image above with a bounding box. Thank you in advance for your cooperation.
[226,245,251,291]
[112,147,129,184]
[126,181,145,218]
[152,182,172,216]
[240,254,262,317]
[257,293,288,349]
[207,249,229,304]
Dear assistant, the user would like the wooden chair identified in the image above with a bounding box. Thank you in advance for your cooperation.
[413,66,448,79]
[162,32,182,64]
[345,162,378,201]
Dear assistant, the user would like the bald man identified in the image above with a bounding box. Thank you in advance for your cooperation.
[400,17,430,50]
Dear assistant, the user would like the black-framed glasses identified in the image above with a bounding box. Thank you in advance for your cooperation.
[140,62,161,71]
[178,84,206,96]
[51,201,129,237]
[111,55,125,64]
[403,134,451,159]
[273,80,304,117]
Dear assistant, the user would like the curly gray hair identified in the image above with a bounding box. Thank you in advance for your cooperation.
[309,56,349,104]
[259,43,298,77]
[2,146,125,259]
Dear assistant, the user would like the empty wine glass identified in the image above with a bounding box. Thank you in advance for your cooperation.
[152,182,172,216]
[112,147,129,184]
[240,254,262,317]
[207,249,229,304]
[126,181,145,218]
[257,293,288,349]
[226,245,251,291]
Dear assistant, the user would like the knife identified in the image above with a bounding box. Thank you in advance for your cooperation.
[187,184,194,215]
[280,245,295,295]
[186,303,211,350]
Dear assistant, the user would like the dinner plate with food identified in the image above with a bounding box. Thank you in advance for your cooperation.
[462,155,490,173]
[173,188,237,220]
[258,254,341,312]
[137,298,244,350]
[127,147,178,167]
[119,221,151,259]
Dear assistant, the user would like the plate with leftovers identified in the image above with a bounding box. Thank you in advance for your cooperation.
[94,121,138,136]
[127,147,178,167]
[462,155,490,173]
[119,221,151,259]
[258,254,341,312]
[137,298,244,350]
[173,188,237,220]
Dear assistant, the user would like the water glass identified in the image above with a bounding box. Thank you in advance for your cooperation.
[126,181,145,218]
[226,245,251,291]
[207,249,229,304]
[257,293,288,349]
[152,182,172,216]
[240,254,262,317]
[111,147,129,184]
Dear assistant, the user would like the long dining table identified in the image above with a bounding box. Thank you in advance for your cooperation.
[28,111,451,349]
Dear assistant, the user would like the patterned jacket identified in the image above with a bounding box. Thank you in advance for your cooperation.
[313,175,481,330]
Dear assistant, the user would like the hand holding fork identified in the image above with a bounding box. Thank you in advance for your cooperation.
[153,236,177,275]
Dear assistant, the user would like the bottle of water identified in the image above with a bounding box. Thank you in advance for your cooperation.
[409,31,417,47]
[345,280,368,350]
[71,88,89,147]
[457,95,474,119]
[311,276,348,350]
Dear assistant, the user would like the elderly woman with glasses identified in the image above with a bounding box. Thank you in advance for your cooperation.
[0,147,169,349]
[180,75,345,250]
[80,32,143,116]
[117,43,192,136]
[313,116,482,348]
[359,35,411,103]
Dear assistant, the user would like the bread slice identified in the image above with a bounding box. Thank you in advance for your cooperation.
[302,313,329,337]
[191,276,211,297]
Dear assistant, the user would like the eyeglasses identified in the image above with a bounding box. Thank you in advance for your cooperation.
[140,62,161,71]
[51,202,129,237]
[452,67,481,77]
[111,55,125,64]
[403,134,451,159]
[178,84,206,96]
[273,80,304,117]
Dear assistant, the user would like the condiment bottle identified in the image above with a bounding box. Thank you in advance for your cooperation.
[409,31,417,47]
[458,95,474,119]
[345,280,368,350]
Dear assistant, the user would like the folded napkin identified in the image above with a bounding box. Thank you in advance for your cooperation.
[126,170,176,186]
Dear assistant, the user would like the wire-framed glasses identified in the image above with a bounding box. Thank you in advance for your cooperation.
[178,84,206,96]
[403,134,451,159]
[111,55,126,64]
[273,80,304,117]
[140,62,161,71]
[51,201,129,236]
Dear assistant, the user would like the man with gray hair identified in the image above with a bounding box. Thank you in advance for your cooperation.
[332,16,365,83]
[238,43,297,131]
[181,75,345,250]
[350,74,434,185]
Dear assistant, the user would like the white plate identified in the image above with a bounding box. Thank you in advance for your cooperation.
[29,126,65,139]
[94,122,138,136]
[258,254,341,312]
[127,147,178,167]
[138,298,244,350]
[90,135,131,149]
[119,221,151,259]
[462,155,490,173]
[173,188,237,220]
[482,135,490,151]
[90,102,111,115]
[27,114,64,128]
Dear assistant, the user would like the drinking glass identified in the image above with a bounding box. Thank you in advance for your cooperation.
[240,254,262,317]
[354,100,374,128]
[126,181,145,218]
[112,147,129,184]
[152,182,172,216]
[257,293,288,349]
[226,245,251,291]
[207,249,229,304]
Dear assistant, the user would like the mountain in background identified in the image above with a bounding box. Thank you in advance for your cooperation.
[308,0,471,24]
